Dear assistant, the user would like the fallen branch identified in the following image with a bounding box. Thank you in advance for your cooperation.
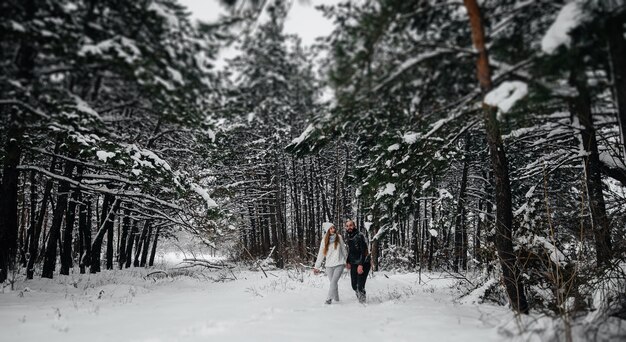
[180,258,234,269]
[243,247,267,278]
[439,268,475,287]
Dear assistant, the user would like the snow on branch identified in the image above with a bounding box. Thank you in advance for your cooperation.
[541,1,586,54]
[484,81,528,117]
[0,99,50,119]
[375,183,396,200]
[290,123,315,146]
[373,49,455,92]
[191,183,218,209]
[16,165,181,210]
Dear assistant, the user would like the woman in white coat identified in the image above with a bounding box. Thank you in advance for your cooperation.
[313,222,348,304]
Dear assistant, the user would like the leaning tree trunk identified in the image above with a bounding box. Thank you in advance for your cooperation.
[569,65,613,266]
[463,0,529,314]
[134,220,149,267]
[41,160,75,278]
[90,194,118,273]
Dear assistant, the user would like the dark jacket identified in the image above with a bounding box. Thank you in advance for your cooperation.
[345,230,370,265]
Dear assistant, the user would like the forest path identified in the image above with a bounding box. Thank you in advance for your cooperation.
[0,270,511,342]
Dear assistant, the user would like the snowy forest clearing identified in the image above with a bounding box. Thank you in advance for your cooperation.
[1,268,513,342]
[2,0,626,340]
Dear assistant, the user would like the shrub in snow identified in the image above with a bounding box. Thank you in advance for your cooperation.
[584,264,626,322]
[379,244,414,271]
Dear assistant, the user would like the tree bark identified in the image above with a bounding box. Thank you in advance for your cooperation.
[78,197,92,274]
[412,194,419,268]
[134,220,149,267]
[454,135,471,272]
[118,207,130,269]
[41,160,76,278]
[106,209,114,270]
[463,0,529,314]
[0,0,36,283]
[124,218,137,268]
[0,121,23,282]
[27,156,56,279]
[148,226,160,267]
[24,172,37,269]
[569,66,613,266]
[607,12,626,161]
[90,194,118,273]
[60,166,83,275]
[475,198,483,263]
[140,222,153,267]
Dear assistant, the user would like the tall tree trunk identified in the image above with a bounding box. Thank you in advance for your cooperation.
[0,113,24,283]
[0,0,36,283]
[27,164,51,279]
[463,0,529,314]
[607,12,626,161]
[41,160,75,278]
[291,160,304,257]
[24,172,37,268]
[18,176,28,267]
[454,135,471,272]
[475,198,483,263]
[140,222,153,267]
[148,226,160,267]
[569,65,613,266]
[118,207,130,269]
[424,199,432,271]
[60,166,83,275]
[78,198,92,274]
[106,211,114,270]
[412,194,420,268]
[269,177,281,267]
[124,218,137,268]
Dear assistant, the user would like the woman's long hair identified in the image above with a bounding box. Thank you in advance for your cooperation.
[323,228,341,256]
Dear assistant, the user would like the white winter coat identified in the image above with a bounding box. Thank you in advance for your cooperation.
[314,234,347,269]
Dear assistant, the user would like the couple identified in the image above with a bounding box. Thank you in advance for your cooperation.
[313,219,371,304]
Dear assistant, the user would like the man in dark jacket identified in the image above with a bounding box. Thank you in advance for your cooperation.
[344,219,371,303]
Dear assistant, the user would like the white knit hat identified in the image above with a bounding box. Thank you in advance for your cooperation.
[322,222,335,235]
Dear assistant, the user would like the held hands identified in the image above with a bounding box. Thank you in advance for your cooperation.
[357,265,364,275]
[346,263,351,270]
[313,268,320,275]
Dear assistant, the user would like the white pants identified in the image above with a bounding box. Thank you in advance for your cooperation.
[326,265,344,301]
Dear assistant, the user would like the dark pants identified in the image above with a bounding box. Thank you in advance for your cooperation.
[350,262,371,301]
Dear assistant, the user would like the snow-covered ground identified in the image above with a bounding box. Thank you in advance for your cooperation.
[0,266,520,342]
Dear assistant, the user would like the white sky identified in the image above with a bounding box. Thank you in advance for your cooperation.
[178,0,338,46]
